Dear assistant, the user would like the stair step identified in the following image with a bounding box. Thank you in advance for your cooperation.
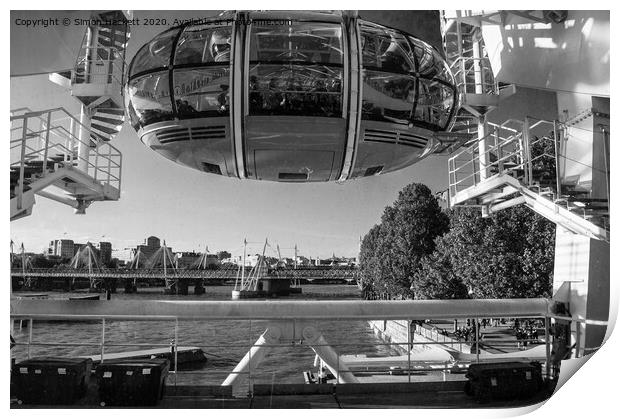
[91,123,119,135]
[92,115,124,126]
[90,133,109,142]
[94,107,125,116]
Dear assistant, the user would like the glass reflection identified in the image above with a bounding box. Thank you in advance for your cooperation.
[362,71,415,124]
[175,25,233,65]
[249,22,343,65]
[174,68,231,117]
[130,29,180,77]
[360,24,415,74]
[126,72,173,127]
[249,64,342,117]
[409,37,452,81]
[125,18,456,130]
[415,79,454,128]
[359,22,456,130]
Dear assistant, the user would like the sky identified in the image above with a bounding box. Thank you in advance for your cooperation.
[9,10,450,259]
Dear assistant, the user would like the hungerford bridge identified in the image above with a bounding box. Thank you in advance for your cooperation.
[11,241,356,293]
[11,266,357,293]
[10,267,356,281]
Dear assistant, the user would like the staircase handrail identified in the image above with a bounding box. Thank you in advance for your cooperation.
[449,56,498,96]
[448,117,554,196]
[73,45,126,87]
[10,108,122,192]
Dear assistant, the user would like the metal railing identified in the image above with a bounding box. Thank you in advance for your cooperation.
[448,118,558,197]
[73,46,126,88]
[450,57,498,96]
[447,116,609,233]
[10,108,122,197]
[10,299,555,397]
[10,267,357,280]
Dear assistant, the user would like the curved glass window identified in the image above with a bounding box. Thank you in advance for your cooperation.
[415,79,454,128]
[175,25,232,65]
[125,19,456,130]
[249,64,342,117]
[362,71,415,124]
[126,72,172,127]
[248,21,344,117]
[360,24,416,124]
[359,22,456,130]
[130,28,180,77]
[409,37,452,81]
[173,67,231,117]
[360,23,415,74]
[249,22,343,64]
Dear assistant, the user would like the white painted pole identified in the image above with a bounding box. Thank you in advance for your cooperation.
[163,242,169,291]
[77,105,91,173]
[241,239,247,289]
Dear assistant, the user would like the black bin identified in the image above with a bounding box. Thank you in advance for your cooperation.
[465,361,543,403]
[11,357,92,405]
[95,358,170,406]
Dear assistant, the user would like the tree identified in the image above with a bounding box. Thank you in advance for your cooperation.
[359,183,449,299]
[412,238,468,299]
[420,206,555,299]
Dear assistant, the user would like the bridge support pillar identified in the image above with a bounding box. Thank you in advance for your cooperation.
[103,278,117,294]
[63,278,72,292]
[178,278,189,295]
[124,278,137,294]
[194,278,205,295]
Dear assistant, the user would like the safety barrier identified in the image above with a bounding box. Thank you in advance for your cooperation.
[11,299,555,396]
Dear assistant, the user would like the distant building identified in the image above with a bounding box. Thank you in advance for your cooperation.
[73,243,85,256]
[47,239,74,260]
[312,256,356,267]
[146,236,160,248]
[112,249,133,263]
[176,251,201,269]
[176,251,220,269]
[227,254,261,267]
[279,257,295,267]
[135,236,167,261]
[295,256,311,267]
[98,242,112,265]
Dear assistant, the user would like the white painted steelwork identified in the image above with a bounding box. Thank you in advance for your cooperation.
[10,298,550,321]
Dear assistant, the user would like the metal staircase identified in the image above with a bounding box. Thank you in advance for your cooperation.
[49,10,131,142]
[442,10,609,242]
[10,10,131,221]
[431,11,516,156]
[447,116,609,242]
[10,107,122,221]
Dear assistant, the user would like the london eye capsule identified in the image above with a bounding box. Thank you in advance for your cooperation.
[125,11,458,182]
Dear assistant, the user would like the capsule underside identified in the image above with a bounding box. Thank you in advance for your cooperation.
[125,11,457,182]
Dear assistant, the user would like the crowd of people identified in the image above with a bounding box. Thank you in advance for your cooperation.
[248,73,342,117]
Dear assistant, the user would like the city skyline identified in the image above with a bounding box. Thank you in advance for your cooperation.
[12,233,365,261]
[9,10,450,259]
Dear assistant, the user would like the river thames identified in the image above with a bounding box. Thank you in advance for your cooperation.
[11,284,401,393]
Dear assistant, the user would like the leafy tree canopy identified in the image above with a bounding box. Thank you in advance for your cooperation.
[360,183,555,300]
[359,183,449,299]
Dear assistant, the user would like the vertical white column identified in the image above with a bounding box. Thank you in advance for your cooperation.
[473,29,490,217]
[478,116,490,218]
[77,104,91,173]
